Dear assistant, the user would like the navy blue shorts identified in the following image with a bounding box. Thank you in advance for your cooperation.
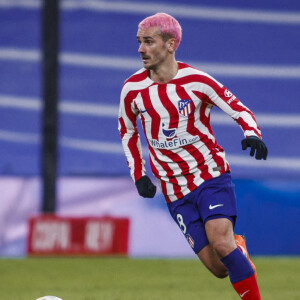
[167,173,237,254]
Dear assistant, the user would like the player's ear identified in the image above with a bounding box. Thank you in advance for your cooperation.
[167,38,176,52]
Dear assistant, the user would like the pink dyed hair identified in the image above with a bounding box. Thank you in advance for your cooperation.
[138,13,182,50]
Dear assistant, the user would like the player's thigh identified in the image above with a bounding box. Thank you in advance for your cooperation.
[196,173,237,225]
[197,243,228,278]
[167,198,209,254]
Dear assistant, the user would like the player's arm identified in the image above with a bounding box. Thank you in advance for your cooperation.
[204,80,268,160]
[118,86,156,197]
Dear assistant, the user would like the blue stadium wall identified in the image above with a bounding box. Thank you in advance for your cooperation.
[0,0,299,255]
[234,179,300,255]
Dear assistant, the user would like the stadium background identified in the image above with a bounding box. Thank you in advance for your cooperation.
[0,0,300,258]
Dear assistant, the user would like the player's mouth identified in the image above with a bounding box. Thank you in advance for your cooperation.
[141,56,151,63]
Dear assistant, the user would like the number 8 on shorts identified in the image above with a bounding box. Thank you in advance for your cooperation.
[176,213,187,234]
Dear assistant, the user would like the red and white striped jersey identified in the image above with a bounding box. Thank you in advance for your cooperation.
[118,62,261,203]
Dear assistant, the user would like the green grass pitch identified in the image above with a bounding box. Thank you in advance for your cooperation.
[0,257,299,300]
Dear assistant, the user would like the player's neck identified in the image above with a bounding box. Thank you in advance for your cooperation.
[149,57,178,84]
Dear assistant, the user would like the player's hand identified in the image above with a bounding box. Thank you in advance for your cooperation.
[135,175,156,198]
[241,136,268,160]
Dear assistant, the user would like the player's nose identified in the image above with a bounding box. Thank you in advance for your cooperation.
[138,43,145,53]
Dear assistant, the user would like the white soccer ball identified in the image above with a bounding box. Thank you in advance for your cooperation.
[36,296,63,300]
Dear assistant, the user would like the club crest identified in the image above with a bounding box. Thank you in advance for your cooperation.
[186,233,195,248]
[178,99,194,116]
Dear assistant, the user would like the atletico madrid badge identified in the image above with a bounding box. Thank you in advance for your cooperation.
[178,99,194,116]
[186,233,195,248]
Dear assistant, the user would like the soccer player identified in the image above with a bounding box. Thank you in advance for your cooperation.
[118,12,267,300]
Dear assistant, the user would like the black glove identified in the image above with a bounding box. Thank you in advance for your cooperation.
[241,136,268,160]
[135,175,156,198]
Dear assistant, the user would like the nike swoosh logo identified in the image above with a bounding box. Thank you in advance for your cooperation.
[209,204,224,210]
[140,108,152,114]
[240,290,250,298]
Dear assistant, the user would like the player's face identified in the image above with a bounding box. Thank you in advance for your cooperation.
[137,27,170,70]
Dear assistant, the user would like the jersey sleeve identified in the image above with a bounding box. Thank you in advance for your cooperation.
[118,85,146,182]
[203,78,262,139]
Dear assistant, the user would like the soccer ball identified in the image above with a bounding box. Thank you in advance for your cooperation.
[36,296,63,300]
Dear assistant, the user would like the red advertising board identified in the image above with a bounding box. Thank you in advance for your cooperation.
[27,215,129,256]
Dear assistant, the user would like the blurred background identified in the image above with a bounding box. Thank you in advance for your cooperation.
[0,0,300,258]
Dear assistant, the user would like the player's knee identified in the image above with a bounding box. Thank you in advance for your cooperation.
[211,239,234,258]
[211,268,228,279]
[205,261,229,279]
[215,272,228,279]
